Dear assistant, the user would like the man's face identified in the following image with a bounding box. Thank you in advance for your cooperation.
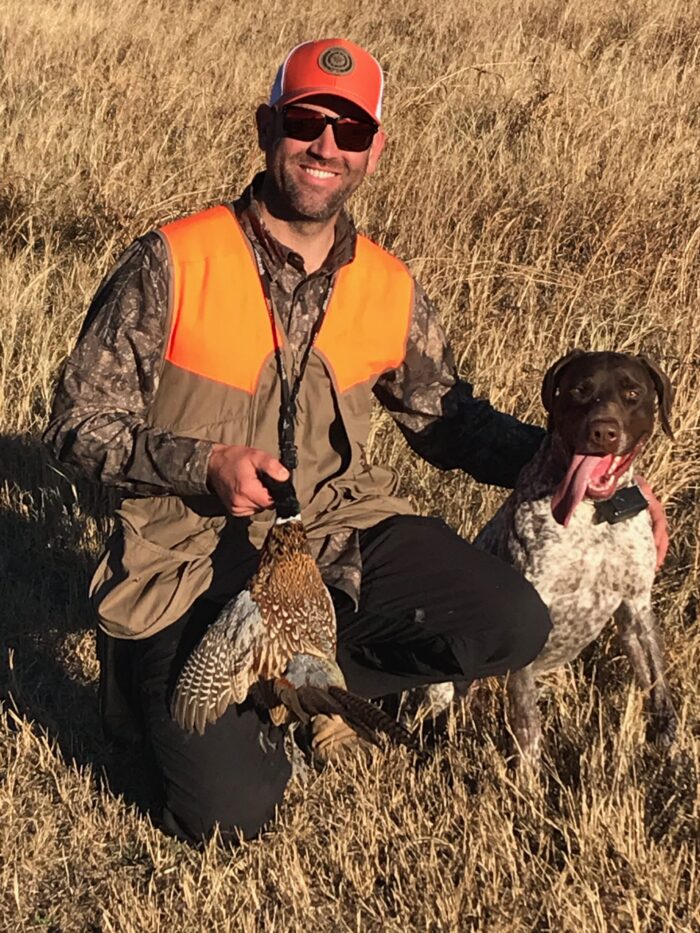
[256,96,386,221]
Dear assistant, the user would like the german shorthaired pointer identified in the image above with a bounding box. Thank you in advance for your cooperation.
[425,351,677,767]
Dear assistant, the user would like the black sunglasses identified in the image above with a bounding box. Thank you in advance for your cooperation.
[278,105,378,153]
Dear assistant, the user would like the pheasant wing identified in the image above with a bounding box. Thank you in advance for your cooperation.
[171,589,264,735]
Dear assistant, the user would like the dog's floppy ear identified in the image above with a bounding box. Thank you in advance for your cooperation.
[636,355,674,439]
[541,349,585,414]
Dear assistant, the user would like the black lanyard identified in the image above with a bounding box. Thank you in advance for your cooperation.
[251,246,335,472]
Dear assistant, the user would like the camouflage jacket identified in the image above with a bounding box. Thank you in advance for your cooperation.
[44,174,544,601]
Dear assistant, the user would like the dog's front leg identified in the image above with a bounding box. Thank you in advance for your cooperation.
[506,665,542,770]
[615,600,677,748]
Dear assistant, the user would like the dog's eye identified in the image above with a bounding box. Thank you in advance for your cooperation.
[569,384,594,402]
[622,388,640,401]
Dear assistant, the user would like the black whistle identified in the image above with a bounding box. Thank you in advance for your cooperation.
[279,412,298,470]
[281,443,298,470]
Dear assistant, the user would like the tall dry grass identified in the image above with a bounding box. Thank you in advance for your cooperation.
[0,0,698,930]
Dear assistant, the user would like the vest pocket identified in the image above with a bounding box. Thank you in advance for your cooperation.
[90,497,224,639]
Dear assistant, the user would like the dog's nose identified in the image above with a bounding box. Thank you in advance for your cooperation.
[589,419,620,448]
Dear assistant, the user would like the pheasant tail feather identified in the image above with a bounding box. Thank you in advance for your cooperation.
[289,684,421,752]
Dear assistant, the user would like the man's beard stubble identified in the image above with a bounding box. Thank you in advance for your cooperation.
[274,153,367,222]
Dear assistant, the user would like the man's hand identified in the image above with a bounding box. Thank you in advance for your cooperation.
[635,474,669,571]
[207,444,289,517]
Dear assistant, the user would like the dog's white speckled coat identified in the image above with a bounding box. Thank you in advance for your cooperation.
[423,351,677,766]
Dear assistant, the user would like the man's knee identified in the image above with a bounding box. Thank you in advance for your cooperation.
[162,757,291,845]
[486,568,551,674]
[154,706,293,846]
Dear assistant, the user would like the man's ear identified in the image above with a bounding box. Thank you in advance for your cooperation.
[256,104,275,151]
[366,128,386,176]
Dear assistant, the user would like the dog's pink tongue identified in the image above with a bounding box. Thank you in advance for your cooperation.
[552,455,608,526]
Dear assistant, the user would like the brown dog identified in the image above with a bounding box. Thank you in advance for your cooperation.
[473,350,677,766]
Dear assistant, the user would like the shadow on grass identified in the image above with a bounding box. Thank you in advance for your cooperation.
[0,432,160,820]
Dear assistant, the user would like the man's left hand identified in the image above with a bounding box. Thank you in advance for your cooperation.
[635,475,669,571]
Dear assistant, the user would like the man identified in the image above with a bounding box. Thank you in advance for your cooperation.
[44,38,552,844]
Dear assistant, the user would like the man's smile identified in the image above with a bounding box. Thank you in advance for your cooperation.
[299,164,341,181]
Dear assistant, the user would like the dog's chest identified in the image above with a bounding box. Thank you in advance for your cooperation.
[495,496,656,668]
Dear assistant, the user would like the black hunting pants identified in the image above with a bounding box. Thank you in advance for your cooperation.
[99,515,551,844]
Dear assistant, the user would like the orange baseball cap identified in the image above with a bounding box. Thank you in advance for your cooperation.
[270,39,384,124]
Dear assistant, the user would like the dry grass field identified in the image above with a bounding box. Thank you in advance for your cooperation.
[1,0,699,929]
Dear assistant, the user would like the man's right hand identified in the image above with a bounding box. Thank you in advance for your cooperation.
[207,444,289,517]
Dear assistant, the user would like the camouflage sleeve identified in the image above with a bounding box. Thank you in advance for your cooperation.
[42,233,213,496]
[373,282,545,488]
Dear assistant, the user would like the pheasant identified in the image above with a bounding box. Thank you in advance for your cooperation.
[170,473,418,752]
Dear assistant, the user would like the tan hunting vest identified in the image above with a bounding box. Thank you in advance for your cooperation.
[91,205,416,638]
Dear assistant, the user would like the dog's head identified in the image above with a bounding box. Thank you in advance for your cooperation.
[542,350,673,442]
[540,350,673,525]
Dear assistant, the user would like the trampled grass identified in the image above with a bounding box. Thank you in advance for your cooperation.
[0,1,698,929]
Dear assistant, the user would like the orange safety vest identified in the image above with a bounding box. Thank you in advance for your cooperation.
[159,205,414,396]
[92,205,418,639]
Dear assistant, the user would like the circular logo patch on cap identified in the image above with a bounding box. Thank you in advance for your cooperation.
[318,47,354,76]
